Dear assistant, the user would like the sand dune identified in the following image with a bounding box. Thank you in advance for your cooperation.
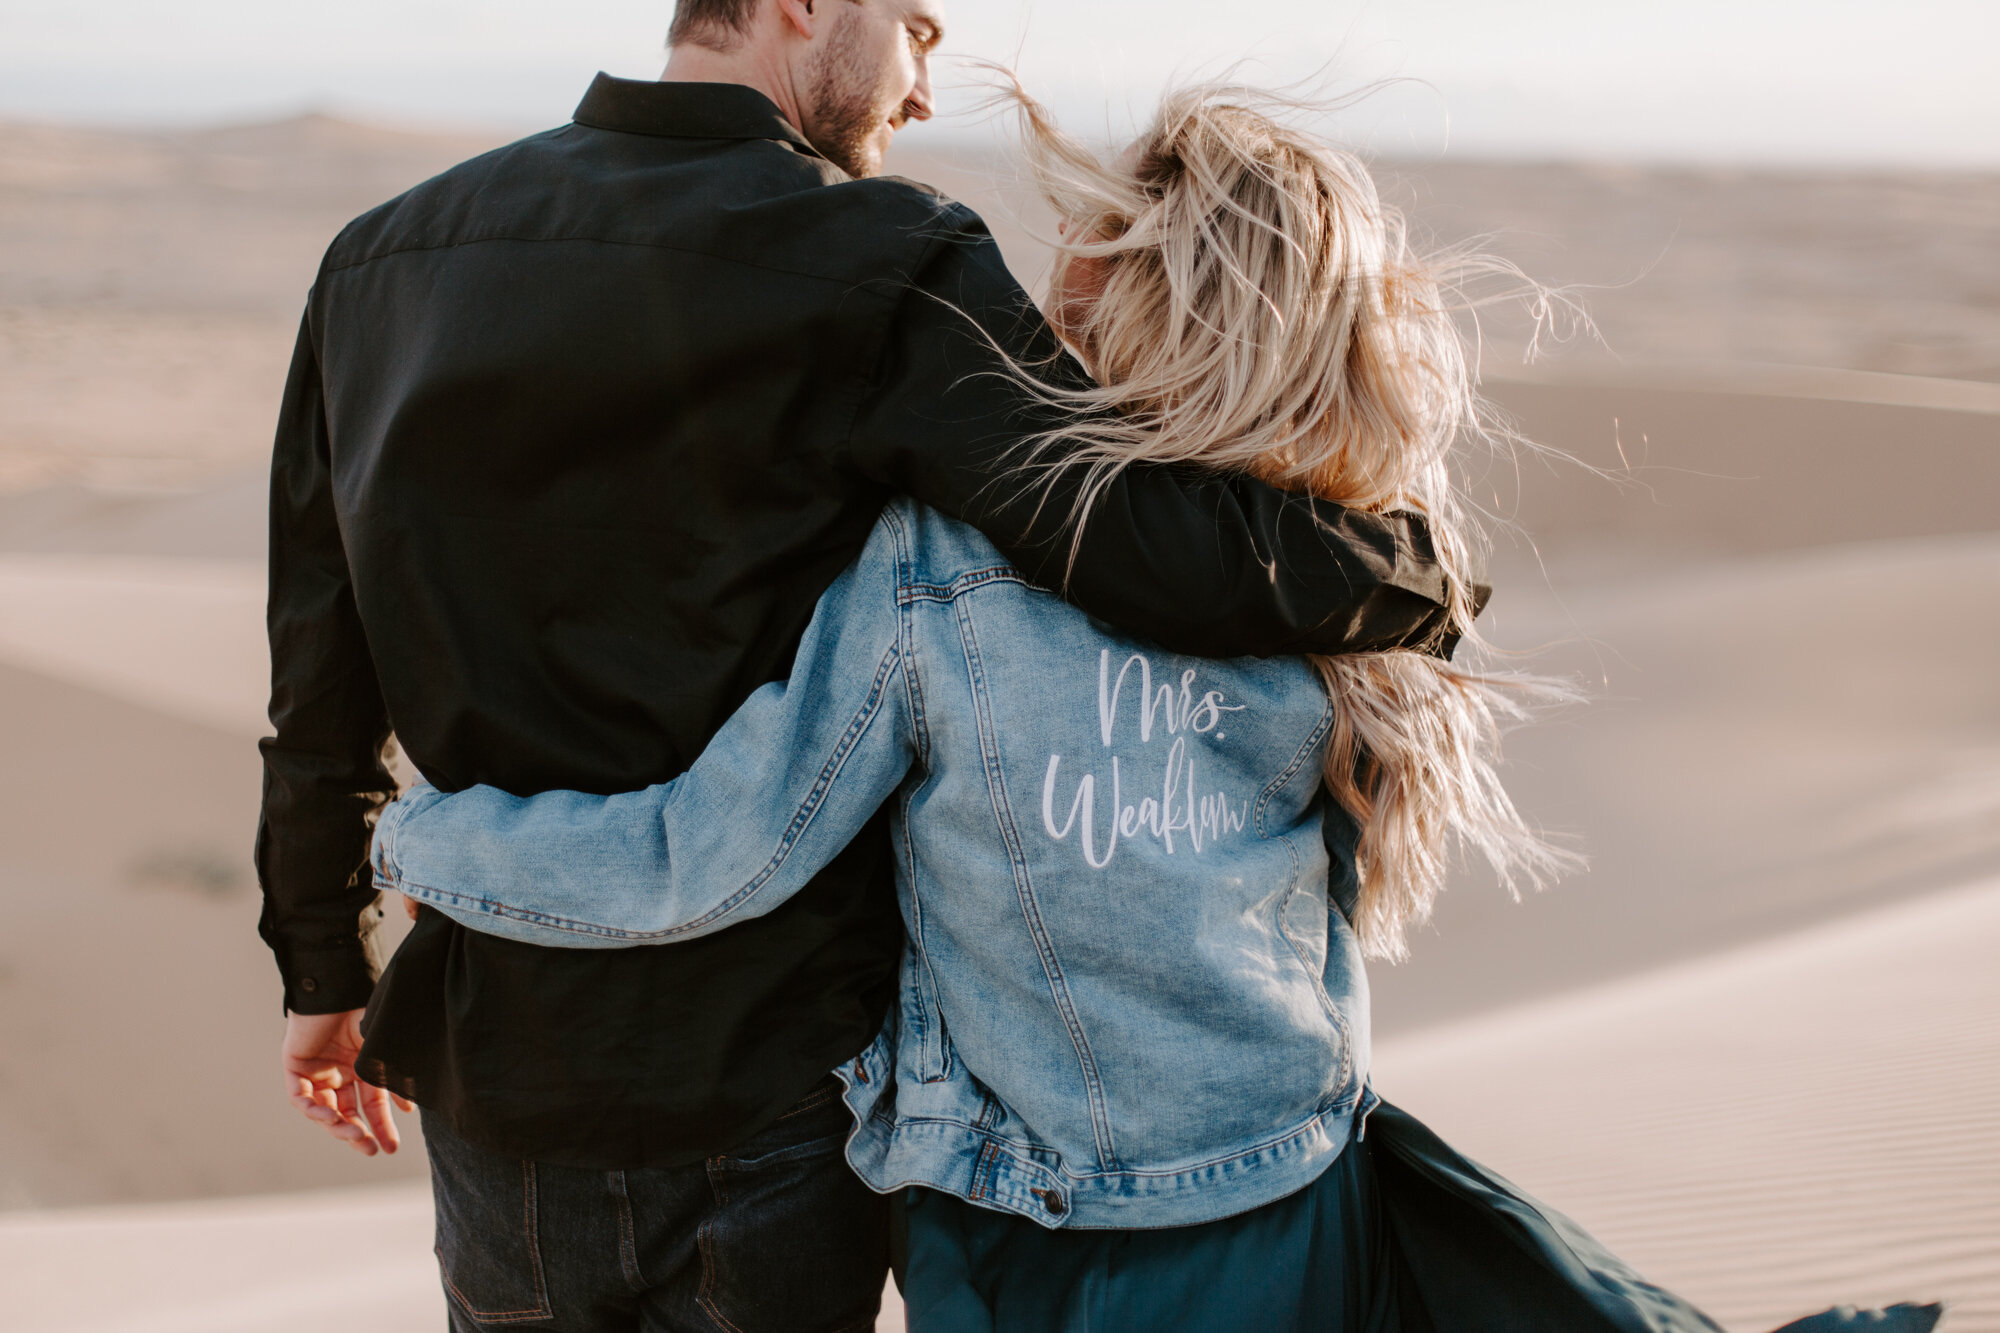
[0,115,505,317]
[0,1183,443,1333]
[0,552,263,733]
[1479,374,2000,580]
[4,117,1996,495]
[1373,875,2000,1331]
[5,472,1991,1037]
[1373,531,2000,1032]
[0,115,502,491]
[0,463,1989,1331]
[1380,160,2000,384]
[0,659,426,1209]
[0,464,265,564]
[885,144,2000,384]
[6,876,1989,1331]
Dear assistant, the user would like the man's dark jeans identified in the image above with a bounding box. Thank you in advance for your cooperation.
[421,1080,887,1332]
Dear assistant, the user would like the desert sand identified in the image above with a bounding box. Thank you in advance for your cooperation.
[0,113,1995,1331]
[10,872,1996,1332]
[1376,874,2000,1330]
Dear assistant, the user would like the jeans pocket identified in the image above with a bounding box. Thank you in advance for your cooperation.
[723,1077,854,1166]
[425,1114,554,1326]
[696,1079,888,1332]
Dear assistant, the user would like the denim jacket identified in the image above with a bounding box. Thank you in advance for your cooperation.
[372,498,1373,1229]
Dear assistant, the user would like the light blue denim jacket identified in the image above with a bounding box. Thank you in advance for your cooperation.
[371,498,1373,1230]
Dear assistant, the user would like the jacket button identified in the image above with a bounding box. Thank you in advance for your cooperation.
[852,1059,869,1084]
[1038,1189,1065,1216]
[299,977,318,993]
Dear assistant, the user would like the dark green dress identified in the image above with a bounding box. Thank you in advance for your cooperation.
[897,1099,1945,1333]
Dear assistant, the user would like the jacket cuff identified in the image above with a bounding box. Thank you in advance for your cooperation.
[279,934,382,1015]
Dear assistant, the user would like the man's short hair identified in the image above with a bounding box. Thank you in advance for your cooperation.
[669,0,759,48]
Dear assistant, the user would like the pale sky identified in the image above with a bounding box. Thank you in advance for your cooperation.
[2,0,1995,164]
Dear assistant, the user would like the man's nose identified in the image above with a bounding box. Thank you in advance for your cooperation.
[904,56,936,122]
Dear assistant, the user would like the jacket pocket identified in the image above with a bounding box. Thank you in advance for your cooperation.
[902,936,956,1084]
[1280,878,1330,979]
[899,797,955,1084]
[1277,874,1356,1095]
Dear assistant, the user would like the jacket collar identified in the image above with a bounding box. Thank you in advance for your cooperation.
[572,73,821,158]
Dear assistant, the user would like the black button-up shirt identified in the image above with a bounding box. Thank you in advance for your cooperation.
[256,74,1451,1166]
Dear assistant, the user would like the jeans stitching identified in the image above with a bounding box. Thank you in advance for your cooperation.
[612,1169,645,1293]
[436,1258,554,1325]
[772,1083,838,1122]
[696,1159,747,1333]
[522,1161,552,1316]
[433,1157,553,1324]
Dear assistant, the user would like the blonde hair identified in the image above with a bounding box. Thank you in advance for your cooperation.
[995,77,1581,959]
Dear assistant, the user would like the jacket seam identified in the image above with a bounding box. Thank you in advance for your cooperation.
[393,642,905,942]
[1259,695,1354,1089]
[1274,855,1356,1096]
[953,598,1122,1173]
[895,775,956,1084]
[882,504,933,770]
[897,565,1027,603]
[569,113,817,156]
[882,505,955,1081]
[1251,694,1335,838]
[321,229,929,291]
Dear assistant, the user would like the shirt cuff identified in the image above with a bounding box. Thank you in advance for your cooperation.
[279,936,382,1015]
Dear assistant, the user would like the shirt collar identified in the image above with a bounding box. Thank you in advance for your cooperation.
[572,73,820,158]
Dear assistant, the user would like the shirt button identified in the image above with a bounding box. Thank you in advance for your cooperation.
[299,978,318,993]
[1037,1189,1065,1216]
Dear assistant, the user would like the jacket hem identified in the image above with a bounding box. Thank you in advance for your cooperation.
[834,1037,1365,1232]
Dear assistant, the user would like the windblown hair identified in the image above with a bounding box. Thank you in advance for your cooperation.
[996,76,1582,959]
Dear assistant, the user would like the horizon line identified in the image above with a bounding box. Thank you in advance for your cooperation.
[6,104,1999,176]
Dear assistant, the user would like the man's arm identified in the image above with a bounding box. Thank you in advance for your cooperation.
[844,203,1454,660]
[255,308,403,1153]
[370,515,918,947]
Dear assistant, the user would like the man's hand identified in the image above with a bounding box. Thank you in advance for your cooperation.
[281,1009,414,1156]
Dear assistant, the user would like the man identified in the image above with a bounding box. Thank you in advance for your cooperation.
[257,0,1453,1328]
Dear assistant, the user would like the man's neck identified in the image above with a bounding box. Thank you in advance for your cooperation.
[660,41,806,133]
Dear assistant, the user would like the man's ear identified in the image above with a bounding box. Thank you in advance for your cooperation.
[773,0,816,40]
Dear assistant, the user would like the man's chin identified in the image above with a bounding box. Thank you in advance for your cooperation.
[805,106,896,178]
[851,132,896,179]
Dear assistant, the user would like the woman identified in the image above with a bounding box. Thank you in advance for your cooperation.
[370,83,1942,1332]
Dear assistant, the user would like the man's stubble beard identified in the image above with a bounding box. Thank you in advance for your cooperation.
[802,8,895,178]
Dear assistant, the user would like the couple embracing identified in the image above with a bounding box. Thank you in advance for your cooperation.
[256,1,1946,1330]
